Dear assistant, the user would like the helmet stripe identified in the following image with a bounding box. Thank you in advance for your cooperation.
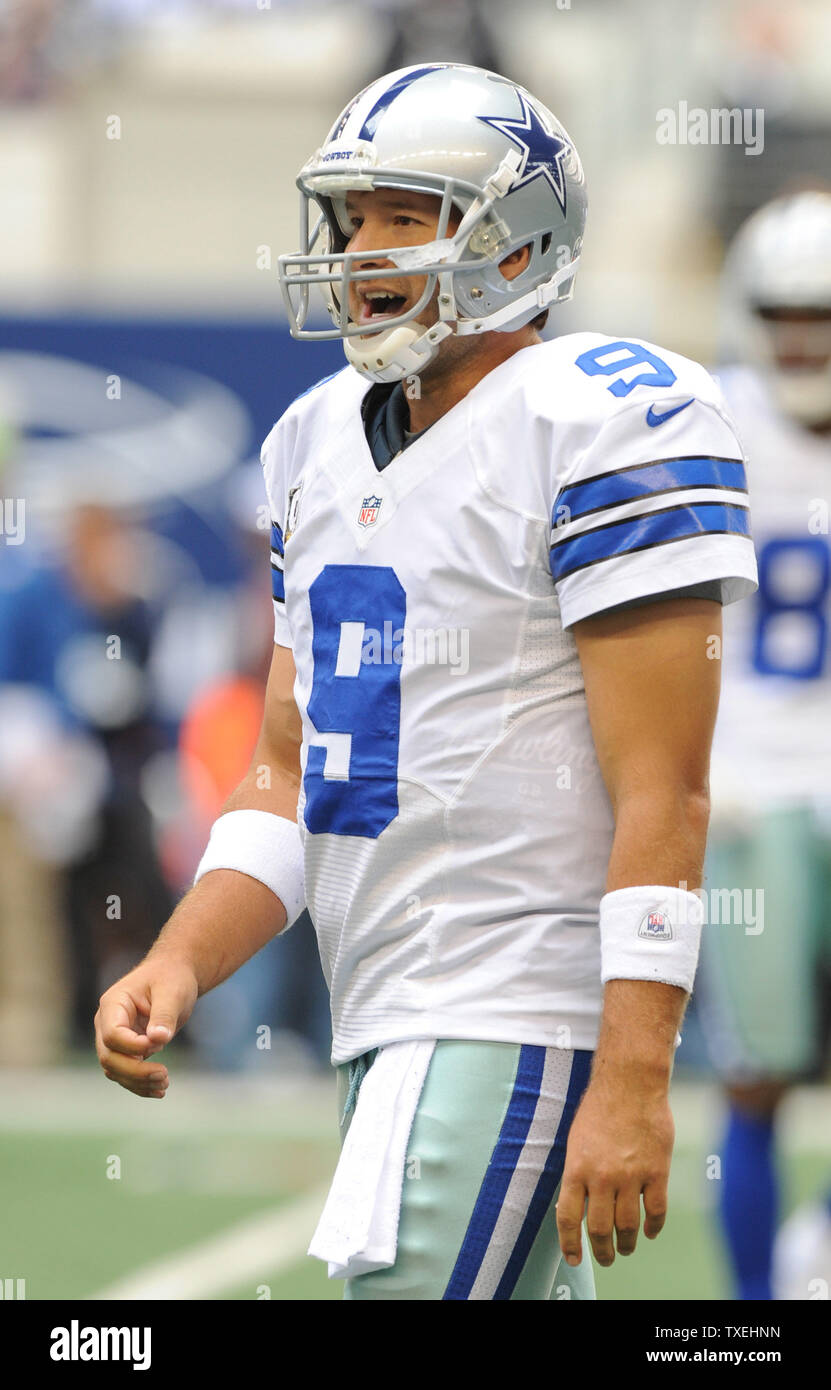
[357,64,448,141]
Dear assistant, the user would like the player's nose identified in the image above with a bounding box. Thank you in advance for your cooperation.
[346,222,394,266]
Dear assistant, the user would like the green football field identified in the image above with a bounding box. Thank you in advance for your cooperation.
[2,1058,829,1302]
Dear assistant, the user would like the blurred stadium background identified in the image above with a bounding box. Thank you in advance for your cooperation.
[1,0,830,1301]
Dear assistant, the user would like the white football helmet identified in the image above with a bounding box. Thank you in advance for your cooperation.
[720,190,831,426]
[277,63,587,383]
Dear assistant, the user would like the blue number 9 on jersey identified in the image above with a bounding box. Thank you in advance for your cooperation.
[574,340,677,396]
[304,565,406,837]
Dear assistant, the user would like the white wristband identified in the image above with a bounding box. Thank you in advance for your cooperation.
[599,884,704,994]
[193,809,306,930]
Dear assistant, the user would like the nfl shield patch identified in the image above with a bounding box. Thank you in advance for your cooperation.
[358,494,382,528]
[638,909,673,940]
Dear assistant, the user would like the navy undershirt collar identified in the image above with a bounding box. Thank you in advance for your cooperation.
[361,382,429,471]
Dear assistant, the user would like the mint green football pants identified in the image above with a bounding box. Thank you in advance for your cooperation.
[332,1039,596,1301]
[697,807,831,1078]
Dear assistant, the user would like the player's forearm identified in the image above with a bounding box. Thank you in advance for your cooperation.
[603,785,710,893]
[218,751,302,821]
[149,760,302,996]
[148,869,288,996]
[592,978,687,1089]
[592,786,708,1082]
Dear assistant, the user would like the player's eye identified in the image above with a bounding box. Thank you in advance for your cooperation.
[393,215,419,226]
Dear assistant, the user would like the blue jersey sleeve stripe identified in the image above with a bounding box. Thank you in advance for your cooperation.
[549,501,751,583]
[271,521,284,557]
[555,456,747,521]
[271,566,285,602]
[557,451,745,492]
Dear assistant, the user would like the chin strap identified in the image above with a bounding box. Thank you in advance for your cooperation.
[343,254,581,383]
[343,321,454,383]
[768,364,831,426]
[344,256,581,383]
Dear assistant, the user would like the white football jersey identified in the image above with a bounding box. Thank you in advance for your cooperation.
[261,333,757,1064]
[709,364,831,813]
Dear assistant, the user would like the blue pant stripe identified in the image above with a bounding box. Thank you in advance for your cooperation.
[492,1049,593,1300]
[442,1044,545,1301]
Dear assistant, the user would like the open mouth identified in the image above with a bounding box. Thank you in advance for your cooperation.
[357,290,409,325]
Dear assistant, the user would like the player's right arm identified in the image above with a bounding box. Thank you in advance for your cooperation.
[94,642,302,1099]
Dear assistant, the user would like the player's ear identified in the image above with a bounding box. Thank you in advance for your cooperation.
[498,243,532,281]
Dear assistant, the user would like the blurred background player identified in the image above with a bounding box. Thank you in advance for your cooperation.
[698,189,831,1300]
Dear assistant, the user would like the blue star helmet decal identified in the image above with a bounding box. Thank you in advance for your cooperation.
[478,93,569,215]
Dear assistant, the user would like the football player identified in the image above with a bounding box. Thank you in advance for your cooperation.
[697,190,831,1301]
[95,63,757,1300]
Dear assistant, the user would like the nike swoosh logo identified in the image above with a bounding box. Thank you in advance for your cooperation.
[646,398,695,427]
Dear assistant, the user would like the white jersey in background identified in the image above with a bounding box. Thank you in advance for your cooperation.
[709,364,831,817]
[261,332,757,1064]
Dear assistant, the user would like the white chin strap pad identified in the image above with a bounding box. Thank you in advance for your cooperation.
[343,322,453,383]
[769,365,831,425]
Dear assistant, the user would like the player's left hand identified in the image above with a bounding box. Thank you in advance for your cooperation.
[555,1074,674,1267]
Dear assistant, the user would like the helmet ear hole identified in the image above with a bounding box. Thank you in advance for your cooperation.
[541,232,552,254]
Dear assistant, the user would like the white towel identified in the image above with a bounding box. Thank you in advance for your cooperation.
[308,1039,436,1279]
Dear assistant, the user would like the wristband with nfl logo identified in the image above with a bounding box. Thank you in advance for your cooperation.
[598,884,704,993]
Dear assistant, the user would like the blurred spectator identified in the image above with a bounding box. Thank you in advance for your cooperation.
[364,0,504,77]
[0,684,71,1064]
[0,0,62,104]
[0,502,175,1055]
[712,4,831,241]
